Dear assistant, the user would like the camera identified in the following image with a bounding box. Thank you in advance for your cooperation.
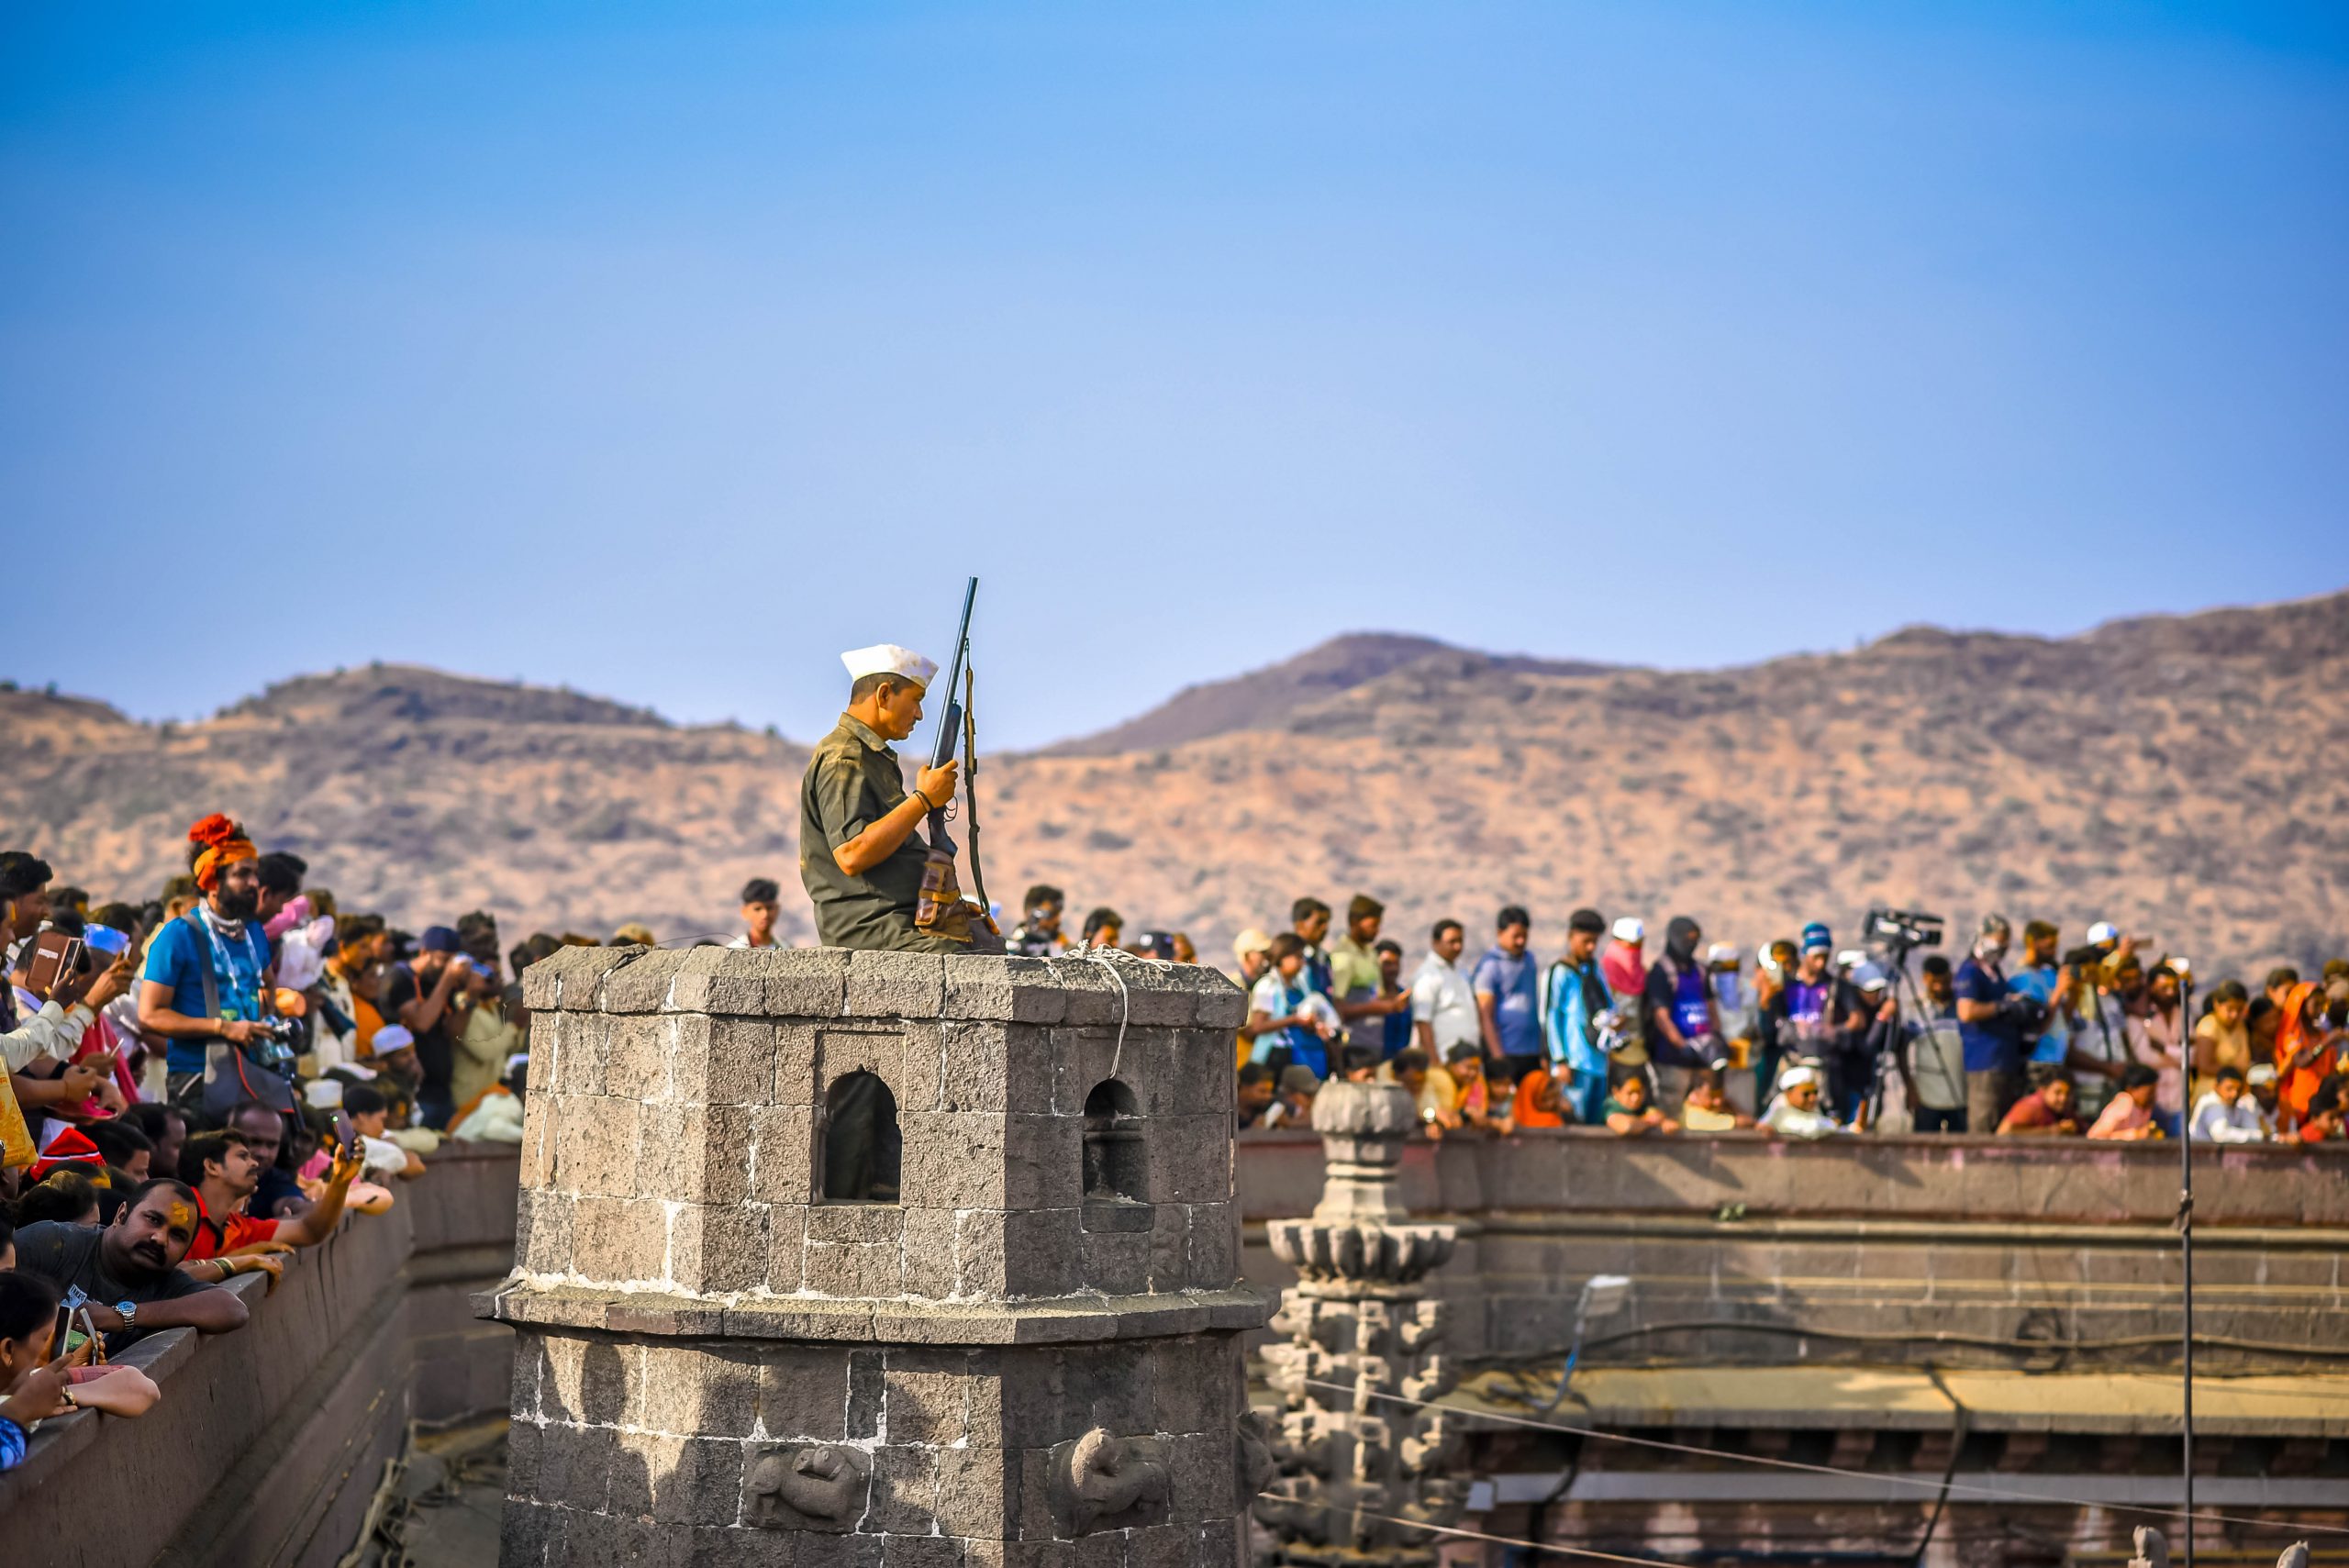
[2002,991,2050,1041]
[1863,908,1944,955]
[251,1013,306,1073]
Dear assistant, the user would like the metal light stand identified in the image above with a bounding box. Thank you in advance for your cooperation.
[1536,1273,1631,1412]
[2177,973,2196,1568]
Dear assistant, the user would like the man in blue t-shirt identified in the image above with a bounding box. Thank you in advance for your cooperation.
[137,817,275,1087]
[1953,913,2026,1130]
[2008,919,2078,1070]
[1472,905,1541,1086]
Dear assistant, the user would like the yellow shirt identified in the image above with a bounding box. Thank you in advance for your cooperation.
[2191,1012,2250,1076]
[452,1001,523,1112]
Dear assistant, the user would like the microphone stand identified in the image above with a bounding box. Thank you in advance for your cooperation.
[2176,973,2196,1568]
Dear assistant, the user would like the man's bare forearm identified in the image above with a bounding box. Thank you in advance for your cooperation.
[139,980,223,1041]
[140,1291,250,1335]
[834,794,933,877]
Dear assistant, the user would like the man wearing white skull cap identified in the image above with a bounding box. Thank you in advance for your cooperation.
[797,643,964,951]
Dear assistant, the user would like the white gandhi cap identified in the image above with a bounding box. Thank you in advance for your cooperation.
[841,644,939,686]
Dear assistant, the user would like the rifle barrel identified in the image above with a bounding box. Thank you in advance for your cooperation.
[928,576,979,773]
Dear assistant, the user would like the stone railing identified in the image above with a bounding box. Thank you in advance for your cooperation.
[0,1140,521,1568]
[1236,1126,2349,1365]
[1238,1122,2349,1226]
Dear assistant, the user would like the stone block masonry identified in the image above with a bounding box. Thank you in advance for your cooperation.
[483,946,1274,1566]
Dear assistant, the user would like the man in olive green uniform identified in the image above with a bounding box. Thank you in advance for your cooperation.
[799,643,962,1195]
[799,642,965,954]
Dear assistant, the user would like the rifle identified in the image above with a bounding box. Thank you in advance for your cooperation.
[912,578,987,942]
[923,576,977,850]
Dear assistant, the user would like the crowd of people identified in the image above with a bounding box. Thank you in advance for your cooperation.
[1000,889,2343,1149]
[0,815,544,1473]
[9,836,2341,1472]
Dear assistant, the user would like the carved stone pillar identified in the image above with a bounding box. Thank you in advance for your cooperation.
[1254,1082,1465,1568]
[479,945,1273,1566]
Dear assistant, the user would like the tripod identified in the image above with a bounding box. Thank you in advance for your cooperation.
[1863,940,1939,1132]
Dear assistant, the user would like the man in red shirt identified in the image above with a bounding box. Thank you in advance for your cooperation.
[2296,1080,2344,1144]
[176,1129,361,1267]
[1997,1072,2084,1137]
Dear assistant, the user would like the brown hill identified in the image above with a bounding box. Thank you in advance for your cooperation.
[3,595,2343,979]
[1043,632,1612,756]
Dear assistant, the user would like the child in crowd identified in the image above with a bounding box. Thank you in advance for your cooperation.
[1604,1073,1680,1137]
[2087,1064,2165,1140]
[1679,1069,1753,1131]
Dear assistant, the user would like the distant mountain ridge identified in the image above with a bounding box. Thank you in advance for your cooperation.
[3,595,2342,979]
[1043,632,1615,756]
[224,665,671,729]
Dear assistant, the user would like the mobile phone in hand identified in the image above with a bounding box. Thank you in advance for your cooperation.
[333,1110,360,1159]
[26,931,86,995]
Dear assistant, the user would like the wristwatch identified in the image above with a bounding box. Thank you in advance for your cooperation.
[114,1300,138,1329]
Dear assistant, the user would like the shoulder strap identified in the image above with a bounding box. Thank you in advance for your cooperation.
[179,915,225,1020]
[1540,960,1567,1018]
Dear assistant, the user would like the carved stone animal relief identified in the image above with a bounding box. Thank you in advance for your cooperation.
[742,1443,873,1532]
[1046,1426,1171,1537]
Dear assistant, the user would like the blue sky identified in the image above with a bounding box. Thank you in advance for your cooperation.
[4,2,2343,749]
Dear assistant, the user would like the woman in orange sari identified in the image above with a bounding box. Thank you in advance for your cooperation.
[1510,1064,1571,1130]
[2272,982,2336,1133]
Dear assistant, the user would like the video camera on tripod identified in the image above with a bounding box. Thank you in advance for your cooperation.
[1862,908,1943,958]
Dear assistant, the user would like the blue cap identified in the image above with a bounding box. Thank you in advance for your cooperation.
[419,925,462,953]
[1799,922,1832,952]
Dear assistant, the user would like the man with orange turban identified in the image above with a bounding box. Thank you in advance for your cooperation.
[137,815,278,1099]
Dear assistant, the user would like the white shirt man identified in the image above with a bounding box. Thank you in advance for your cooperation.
[1408,921,1480,1059]
[1761,1066,1847,1140]
[2188,1074,2274,1144]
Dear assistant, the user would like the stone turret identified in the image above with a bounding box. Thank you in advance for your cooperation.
[1254,1082,1466,1568]
[479,944,1273,1566]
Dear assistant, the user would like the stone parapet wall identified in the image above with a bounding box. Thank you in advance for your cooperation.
[484,946,1271,1566]
[0,1140,521,1568]
[1236,1128,2349,1368]
[1237,1124,2349,1229]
